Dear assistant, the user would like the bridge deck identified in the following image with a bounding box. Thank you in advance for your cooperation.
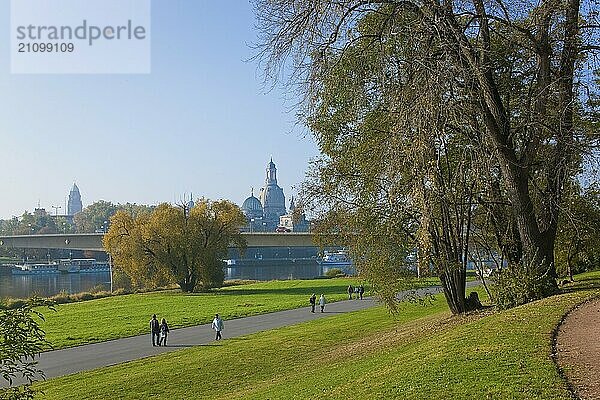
[0,232,322,251]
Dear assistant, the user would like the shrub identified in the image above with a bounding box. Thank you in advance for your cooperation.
[324,268,344,278]
[73,292,94,301]
[89,285,107,294]
[51,290,72,305]
[112,288,131,296]
[491,264,557,309]
[4,298,26,310]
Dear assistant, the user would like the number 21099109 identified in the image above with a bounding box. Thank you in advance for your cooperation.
[18,42,74,53]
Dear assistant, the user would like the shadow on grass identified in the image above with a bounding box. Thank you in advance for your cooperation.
[559,274,600,293]
[182,286,359,297]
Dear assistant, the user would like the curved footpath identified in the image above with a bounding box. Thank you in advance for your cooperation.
[3,282,482,388]
[556,298,600,400]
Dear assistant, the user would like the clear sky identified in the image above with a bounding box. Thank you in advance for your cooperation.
[0,1,319,219]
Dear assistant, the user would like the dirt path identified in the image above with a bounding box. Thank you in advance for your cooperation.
[556,298,600,400]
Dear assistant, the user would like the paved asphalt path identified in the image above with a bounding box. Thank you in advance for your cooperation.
[3,282,479,387]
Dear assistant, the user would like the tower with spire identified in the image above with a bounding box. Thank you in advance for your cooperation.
[67,183,83,216]
[259,158,287,228]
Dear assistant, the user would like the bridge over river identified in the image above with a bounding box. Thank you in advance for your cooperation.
[0,233,344,297]
[0,232,325,251]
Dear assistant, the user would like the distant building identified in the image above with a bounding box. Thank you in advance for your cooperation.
[67,183,83,216]
[278,196,309,232]
[241,159,309,232]
[259,158,287,226]
[241,159,286,231]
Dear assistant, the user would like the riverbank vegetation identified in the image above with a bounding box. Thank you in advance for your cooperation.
[33,271,600,399]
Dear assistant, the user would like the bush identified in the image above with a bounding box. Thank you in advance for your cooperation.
[112,288,131,296]
[222,280,259,287]
[50,290,72,305]
[324,268,344,278]
[4,298,26,310]
[491,264,557,309]
[73,292,94,301]
[89,285,107,294]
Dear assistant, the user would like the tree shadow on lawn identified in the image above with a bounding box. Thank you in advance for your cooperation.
[183,286,357,297]
[559,275,600,293]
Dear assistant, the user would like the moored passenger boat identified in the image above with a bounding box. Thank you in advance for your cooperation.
[12,263,60,275]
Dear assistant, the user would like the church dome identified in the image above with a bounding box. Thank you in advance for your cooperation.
[242,189,263,219]
[260,184,286,221]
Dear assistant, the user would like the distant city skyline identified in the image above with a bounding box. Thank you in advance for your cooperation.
[0,1,319,219]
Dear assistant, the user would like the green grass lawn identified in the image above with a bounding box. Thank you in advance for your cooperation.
[33,271,600,399]
[40,278,380,349]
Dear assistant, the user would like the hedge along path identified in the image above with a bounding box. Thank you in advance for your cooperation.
[556,297,600,400]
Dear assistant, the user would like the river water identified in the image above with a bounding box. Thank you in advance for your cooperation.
[0,270,111,299]
[0,259,325,299]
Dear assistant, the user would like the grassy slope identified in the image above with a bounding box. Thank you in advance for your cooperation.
[35,272,600,399]
[40,278,379,349]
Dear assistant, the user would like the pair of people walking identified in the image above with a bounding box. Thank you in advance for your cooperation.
[149,314,170,347]
[309,294,326,313]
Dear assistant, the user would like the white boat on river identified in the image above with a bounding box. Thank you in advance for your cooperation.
[12,263,60,275]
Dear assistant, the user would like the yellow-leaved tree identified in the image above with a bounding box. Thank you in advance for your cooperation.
[103,199,246,292]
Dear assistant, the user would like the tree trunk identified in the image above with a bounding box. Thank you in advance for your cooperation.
[440,267,467,314]
[179,271,196,292]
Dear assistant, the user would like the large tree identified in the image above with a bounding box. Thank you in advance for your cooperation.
[254,0,599,312]
[103,199,246,292]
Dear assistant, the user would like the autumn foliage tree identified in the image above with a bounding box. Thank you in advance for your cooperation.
[103,199,246,292]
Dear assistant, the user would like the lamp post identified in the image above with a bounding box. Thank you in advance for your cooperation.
[250,218,254,233]
[103,221,108,233]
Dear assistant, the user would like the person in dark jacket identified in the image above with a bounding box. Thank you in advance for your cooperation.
[309,293,316,313]
[158,318,170,346]
[359,284,365,300]
[150,314,160,346]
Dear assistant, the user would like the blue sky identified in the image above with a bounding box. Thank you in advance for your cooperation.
[0,1,318,219]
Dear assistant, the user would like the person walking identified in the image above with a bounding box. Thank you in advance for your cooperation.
[319,294,326,313]
[309,293,316,313]
[150,314,160,347]
[211,313,224,340]
[158,318,170,346]
[347,284,354,300]
[359,284,364,300]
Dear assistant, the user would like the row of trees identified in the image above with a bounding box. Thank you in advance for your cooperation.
[0,202,154,260]
[0,201,153,237]
[254,0,599,313]
[0,200,153,236]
